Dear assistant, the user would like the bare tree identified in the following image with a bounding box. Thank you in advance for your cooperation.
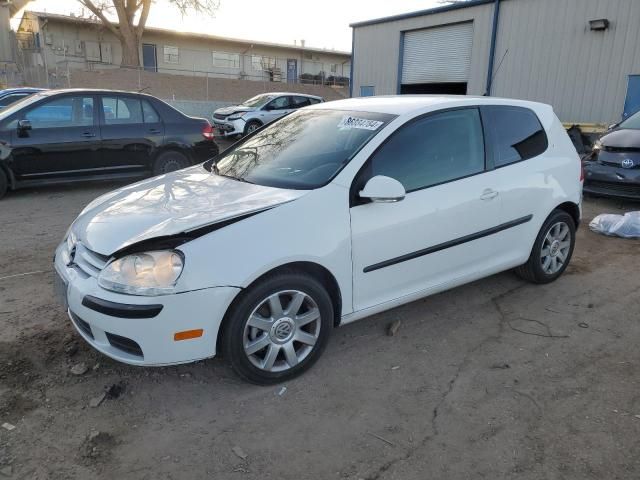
[78,0,219,67]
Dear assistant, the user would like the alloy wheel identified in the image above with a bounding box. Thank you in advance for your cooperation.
[243,290,321,372]
[540,221,571,274]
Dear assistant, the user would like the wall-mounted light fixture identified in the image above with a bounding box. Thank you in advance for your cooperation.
[589,19,610,31]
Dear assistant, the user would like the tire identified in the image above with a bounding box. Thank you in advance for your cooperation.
[515,209,576,284]
[243,120,262,136]
[0,169,7,200]
[221,270,334,384]
[152,151,190,176]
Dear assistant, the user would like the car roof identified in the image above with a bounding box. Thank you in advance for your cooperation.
[257,92,323,99]
[310,95,553,117]
[0,87,46,95]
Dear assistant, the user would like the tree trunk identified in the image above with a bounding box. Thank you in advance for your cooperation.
[119,29,140,68]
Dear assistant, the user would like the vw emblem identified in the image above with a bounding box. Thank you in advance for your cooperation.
[274,322,292,340]
[621,158,635,169]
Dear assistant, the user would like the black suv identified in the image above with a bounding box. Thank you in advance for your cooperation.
[0,89,219,199]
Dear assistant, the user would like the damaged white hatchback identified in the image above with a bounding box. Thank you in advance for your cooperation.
[55,96,582,384]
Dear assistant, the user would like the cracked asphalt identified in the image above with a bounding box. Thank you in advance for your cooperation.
[1,179,639,479]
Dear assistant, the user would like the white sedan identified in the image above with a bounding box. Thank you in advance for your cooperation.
[54,96,582,384]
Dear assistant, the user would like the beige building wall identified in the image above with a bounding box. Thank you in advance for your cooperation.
[18,12,350,84]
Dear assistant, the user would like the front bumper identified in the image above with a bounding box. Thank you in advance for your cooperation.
[54,243,240,366]
[583,161,640,199]
[212,117,245,137]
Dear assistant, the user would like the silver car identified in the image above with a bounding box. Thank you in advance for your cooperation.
[212,92,324,138]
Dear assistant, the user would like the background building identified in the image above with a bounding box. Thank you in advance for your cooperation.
[350,0,640,126]
[15,10,350,87]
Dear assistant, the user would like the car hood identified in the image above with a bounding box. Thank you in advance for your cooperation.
[214,105,254,116]
[600,129,640,149]
[71,165,306,255]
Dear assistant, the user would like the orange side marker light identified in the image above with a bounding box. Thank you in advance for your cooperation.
[174,329,204,341]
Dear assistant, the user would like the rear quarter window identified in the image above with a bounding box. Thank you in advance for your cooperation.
[482,105,548,167]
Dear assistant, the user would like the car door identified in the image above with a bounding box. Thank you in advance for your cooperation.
[479,105,553,262]
[9,94,100,180]
[261,96,294,123]
[349,107,507,311]
[98,94,164,172]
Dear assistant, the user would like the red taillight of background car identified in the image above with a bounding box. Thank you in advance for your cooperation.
[202,123,215,140]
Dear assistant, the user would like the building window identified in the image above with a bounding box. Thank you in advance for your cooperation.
[330,64,337,73]
[252,55,276,71]
[212,51,240,68]
[360,86,375,97]
[163,45,180,64]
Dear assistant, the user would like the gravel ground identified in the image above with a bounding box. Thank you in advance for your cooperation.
[0,176,639,479]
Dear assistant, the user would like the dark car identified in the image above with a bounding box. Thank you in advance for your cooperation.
[0,87,46,109]
[583,110,640,200]
[0,89,218,199]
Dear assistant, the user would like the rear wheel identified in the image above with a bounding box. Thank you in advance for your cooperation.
[221,271,333,384]
[515,210,576,284]
[152,151,190,176]
[243,120,262,136]
[0,169,7,200]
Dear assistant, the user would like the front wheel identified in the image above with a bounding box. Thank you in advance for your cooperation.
[221,271,333,384]
[243,120,262,136]
[515,209,576,284]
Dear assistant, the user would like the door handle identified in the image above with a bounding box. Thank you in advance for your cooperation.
[148,129,161,134]
[81,132,96,138]
[480,189,499,201]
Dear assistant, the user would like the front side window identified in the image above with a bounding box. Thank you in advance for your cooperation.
[266,96,291,111]
[210,109,395,189]
[482,105,548,167]
[102,96,143,124]
[25,96,94,129]
[163,45,179,64]
[367,108,485,192]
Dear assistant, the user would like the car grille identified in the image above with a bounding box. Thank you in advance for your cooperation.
[213,113,227,120]
[70,311,94,339]
[105,332,144,358]
[603,145,640,153]
[585,181,640,197]
[71,243,110,278]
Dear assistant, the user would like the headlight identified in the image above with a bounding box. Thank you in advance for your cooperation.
[98,250,184,296]
[227,112,247,121]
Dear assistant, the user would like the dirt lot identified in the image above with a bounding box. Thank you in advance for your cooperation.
[0,178,639,479]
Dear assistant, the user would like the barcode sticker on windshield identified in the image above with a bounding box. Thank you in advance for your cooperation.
[337,116,383,131]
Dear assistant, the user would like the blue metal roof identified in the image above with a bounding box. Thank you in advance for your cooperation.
[350,0,496,28]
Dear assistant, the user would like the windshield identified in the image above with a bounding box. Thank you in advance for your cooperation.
[241,94,275,108]
[208,109,396,190]
[0,92,47,122]
[619,110,640,130]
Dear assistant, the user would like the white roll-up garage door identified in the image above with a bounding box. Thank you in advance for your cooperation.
[401,22,474,85]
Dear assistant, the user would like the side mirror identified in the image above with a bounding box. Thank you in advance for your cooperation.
[359,175,405,203]
[264,104,275,111]
[17,119,32,131]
